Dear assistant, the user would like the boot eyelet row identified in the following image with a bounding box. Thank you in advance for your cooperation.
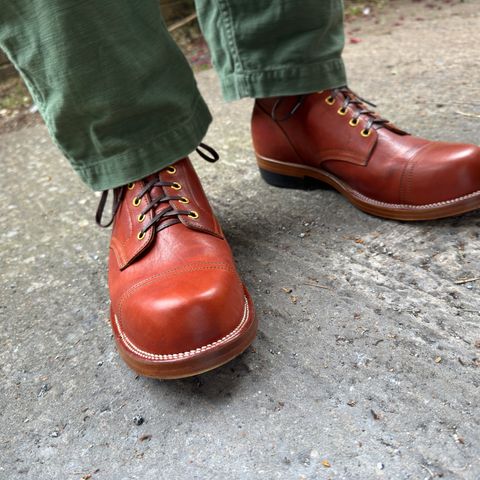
[132,197,141,207]
[171,182,182,190]
[328,98,372,138]
[166,166,176,175]
[347,117,372,138]
[127,183,135,190]
[188,211,199,219]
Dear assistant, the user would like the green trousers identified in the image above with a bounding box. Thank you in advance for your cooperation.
[0,1,346,190]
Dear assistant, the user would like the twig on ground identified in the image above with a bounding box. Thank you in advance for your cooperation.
[454,277,480,285]
[455,110,480,119]
[302,282,332,290]
[420,464,435,479]
[168,13,198,32]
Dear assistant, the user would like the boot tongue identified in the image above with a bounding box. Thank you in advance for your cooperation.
[256,95,305,122]
[145,173,164,205]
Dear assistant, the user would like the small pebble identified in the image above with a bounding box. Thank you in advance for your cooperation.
[377,462,385,470]
[310,449,319,459]
[133,415,145,426]
[37,384,51,398]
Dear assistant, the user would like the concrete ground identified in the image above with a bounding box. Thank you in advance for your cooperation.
[1,1,479,479]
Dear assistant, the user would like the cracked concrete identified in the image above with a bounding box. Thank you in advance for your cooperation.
[1,1,479,479]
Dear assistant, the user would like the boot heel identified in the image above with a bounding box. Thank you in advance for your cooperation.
[259,168,332,191]
[259,168,309,189]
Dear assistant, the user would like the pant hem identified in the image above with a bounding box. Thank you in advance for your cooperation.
[72,94,213,191]
[220,57,347,101]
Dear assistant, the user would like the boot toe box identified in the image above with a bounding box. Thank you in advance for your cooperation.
[113,265,248,360]
[408,143,480,205]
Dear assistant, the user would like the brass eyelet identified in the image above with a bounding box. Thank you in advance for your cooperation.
[137,231,146,240]
[337,107,348,116]
[325,96,335,106]
[179,197,189,204]
[361,128,372,138]
[132,197,141,207]
[188,211,199,219]
[171,182,181,190]
[137,213,145,222]
[349,118,359,127]
[166,166,176,175]
[127,182,135,190]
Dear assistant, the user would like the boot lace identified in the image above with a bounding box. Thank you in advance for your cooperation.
[95,143,219,236]
[272,86,390,136]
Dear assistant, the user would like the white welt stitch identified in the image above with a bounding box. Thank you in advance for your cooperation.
[353,188,480,209]
[259,155,480,210]
[114,297,250,361]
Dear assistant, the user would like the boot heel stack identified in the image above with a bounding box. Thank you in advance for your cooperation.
[258,167,333,191]
[258,168,310,189]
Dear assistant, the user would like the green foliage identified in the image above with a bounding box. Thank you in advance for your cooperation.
[345,0,387,17]
[0,78,31,111]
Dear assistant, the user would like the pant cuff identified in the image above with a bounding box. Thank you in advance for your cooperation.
[73,93,213,191]
[220,57,347,101]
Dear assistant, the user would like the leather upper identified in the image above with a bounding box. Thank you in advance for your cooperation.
[108,158,247,357]
[253,91,480,206]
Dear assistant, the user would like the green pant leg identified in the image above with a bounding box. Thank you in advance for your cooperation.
[0,0,211,190]
[195,0,347,101]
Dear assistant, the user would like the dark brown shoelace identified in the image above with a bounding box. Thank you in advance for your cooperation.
[271,86,390,135]
[95,143,219,234]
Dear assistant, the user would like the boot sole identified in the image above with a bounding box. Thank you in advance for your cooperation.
[111,286,257,380]
[257,154,480,221]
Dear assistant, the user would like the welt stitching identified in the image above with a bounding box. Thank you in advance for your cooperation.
[114,297,249,361]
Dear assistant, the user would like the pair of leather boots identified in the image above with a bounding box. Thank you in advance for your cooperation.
[97,88,480,379]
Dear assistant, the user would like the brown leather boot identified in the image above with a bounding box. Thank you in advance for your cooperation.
[97,146,256,379]
[252,88,480,220]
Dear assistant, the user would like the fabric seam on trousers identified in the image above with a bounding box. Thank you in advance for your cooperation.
[71,93,208,170]
[214,0,244,94]
[220,57,347,101]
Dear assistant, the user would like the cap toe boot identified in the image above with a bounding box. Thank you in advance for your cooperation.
[252,89,480,220]
[102,156,256,379]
